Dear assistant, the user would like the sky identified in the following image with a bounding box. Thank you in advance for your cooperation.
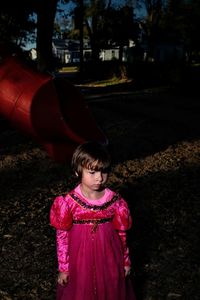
[25,0,146,50]
[61,0,146,16]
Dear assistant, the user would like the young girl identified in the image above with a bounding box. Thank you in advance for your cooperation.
[50,141,136,300]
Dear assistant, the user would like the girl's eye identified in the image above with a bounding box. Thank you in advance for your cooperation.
[88,171,95,174]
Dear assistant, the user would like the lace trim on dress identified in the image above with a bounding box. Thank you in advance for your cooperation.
[73,217,113,224]
[69,192,119,211]
[73,217,113,233]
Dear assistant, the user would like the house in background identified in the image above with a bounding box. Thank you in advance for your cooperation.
[99,48,119,61]
[52,38,136,64]
[28,36,186,65]
[52,38,92,64]
[28,39,137,64]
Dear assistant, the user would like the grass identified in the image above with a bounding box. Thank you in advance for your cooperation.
[58,66,133,87]
[59,66,79,73]
[77,77,133,88]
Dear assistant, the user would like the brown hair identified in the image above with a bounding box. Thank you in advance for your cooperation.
[71,141,111,178]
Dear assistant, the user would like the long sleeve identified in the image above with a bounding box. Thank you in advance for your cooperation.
[50,195,73,273]
[118,230,131,267]
[56,229,70,273]
[112,196,132,268]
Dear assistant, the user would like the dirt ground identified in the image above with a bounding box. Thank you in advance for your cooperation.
[0,85,200,299]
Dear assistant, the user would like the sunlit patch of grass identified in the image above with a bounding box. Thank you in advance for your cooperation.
[59,66,79,73]
[77,77,133,88]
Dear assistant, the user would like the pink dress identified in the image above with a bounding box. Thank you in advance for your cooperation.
[50,185,136,300]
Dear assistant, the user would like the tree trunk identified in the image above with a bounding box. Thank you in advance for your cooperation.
[36,0,58,73]
[79,0,84,75]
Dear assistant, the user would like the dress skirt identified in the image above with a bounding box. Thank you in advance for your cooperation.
[56,222,136,300]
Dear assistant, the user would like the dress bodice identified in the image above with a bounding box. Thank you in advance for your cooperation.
[50,186,132,232]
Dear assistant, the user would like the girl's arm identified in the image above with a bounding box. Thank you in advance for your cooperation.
[50,195,73,285]
[112,196,132,275]
[118,230,131,276]
[56,229,70,284]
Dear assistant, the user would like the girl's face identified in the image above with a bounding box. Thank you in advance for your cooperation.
[81,167,108,192]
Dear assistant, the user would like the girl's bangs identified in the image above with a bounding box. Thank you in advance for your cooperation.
[84,159,110,172]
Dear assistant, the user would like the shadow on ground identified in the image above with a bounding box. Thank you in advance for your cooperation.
[0,84,200,299]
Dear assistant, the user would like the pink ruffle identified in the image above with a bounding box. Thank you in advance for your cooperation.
[50,196,73,230]
[112,198,132,231]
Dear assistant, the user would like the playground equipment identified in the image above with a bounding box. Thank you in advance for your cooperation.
[0,56,107,162]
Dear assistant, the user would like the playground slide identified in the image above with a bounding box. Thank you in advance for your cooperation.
[0,56,107,162]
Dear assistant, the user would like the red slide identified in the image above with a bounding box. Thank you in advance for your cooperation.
[0,56,107,162]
